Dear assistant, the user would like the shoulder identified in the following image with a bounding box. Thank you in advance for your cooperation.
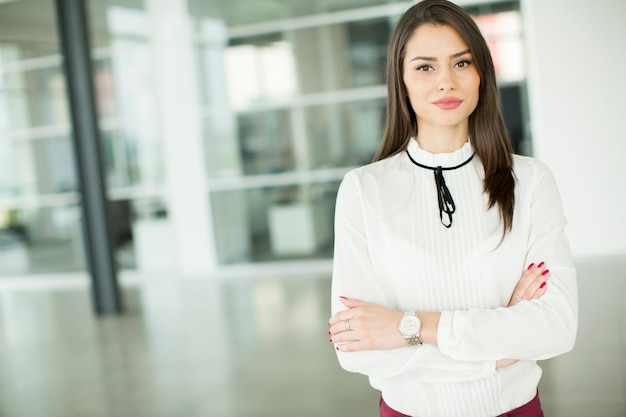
[342,152,408,190]
[349,151,406,176]
[512,154,556,185]
[338,152,412,216]
[512,154,562,198]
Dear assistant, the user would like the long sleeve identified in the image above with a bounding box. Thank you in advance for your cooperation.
[437,161,578,361]
[330,143,577,417]
[332,169,496,382]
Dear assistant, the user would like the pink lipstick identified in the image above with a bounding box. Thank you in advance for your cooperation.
[432,97,463,110]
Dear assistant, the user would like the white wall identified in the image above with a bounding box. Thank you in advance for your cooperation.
[521,0,626,257]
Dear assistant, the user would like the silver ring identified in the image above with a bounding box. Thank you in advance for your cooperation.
[515,294,523,302]
[343,320,351,331]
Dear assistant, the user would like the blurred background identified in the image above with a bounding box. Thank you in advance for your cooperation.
[0,0,624,416]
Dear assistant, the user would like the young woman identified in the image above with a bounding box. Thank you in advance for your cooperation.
[327,1,578,416]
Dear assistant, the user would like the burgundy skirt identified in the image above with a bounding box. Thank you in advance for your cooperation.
[380,392,544,417]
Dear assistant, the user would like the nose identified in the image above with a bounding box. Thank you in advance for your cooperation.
[437,68,456,91]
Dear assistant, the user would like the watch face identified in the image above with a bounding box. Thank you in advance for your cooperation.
[400,315,421,335]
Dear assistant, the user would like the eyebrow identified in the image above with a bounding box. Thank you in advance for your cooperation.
[408,49,471,62]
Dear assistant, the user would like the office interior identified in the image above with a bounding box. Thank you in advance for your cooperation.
[0,0,624,416]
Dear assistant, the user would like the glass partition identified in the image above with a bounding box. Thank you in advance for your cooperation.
[0,0,86,277]
[195,1,528,265]
[0,0,530,277]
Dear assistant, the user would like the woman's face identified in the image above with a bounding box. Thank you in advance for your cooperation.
[402,23,480,132]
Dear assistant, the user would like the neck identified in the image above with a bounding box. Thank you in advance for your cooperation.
[415,125,469,154]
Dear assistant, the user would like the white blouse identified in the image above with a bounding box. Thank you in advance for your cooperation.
[331,139,578,417]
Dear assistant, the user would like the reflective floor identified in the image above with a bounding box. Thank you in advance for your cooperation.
[0,255,624,417]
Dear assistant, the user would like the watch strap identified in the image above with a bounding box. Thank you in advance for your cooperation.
[404,334,422,346]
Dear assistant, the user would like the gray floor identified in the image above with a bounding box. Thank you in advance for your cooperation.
[0,255,624,417]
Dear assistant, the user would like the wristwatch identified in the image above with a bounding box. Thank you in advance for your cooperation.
[399,311,422,346]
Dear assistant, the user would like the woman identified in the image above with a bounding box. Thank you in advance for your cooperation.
[327,1,578,416]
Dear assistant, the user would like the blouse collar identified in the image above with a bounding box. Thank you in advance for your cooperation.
[406,137,474,168]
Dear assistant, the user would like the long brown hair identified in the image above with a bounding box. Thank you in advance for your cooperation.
[374,0,515,234]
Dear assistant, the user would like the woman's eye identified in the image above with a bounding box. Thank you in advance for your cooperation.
[455,59,472,68]
[416,65,433,72]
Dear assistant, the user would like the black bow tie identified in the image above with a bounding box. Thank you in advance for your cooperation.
[406,150,475,228]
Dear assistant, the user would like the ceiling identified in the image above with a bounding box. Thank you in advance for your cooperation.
[0,0,410,51]
[0,0,405,29]
[0,0,514,49]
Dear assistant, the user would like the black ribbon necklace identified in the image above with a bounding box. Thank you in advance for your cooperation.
[406,150,475,228]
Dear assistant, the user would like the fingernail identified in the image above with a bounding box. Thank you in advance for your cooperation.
[328,330,331,335]
[329,338,333,343]
[527,263,535,270]
[538,261,545,268]
[336,346,340,350]
[339,296,347,300]
[541,269,550,276]
[540,281,547,288]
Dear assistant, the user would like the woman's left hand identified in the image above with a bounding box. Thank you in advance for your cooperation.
[328,297,405,352]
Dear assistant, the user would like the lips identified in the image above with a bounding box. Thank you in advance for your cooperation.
[432,97,463,110]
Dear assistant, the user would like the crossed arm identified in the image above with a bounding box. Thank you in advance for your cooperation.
[328,261,551,366]
[328,165,577,378]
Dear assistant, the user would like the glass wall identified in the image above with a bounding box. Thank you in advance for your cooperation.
[0,0,529,278]
[88,1,171,272]
[0,0,86,276]
[193,0,530,266]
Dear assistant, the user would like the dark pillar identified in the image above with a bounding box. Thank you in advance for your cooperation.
[55,0,123,314]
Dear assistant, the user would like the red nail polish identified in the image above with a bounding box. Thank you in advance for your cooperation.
[339,296,347,299]
[538,261,545,268]
[336,346,340,350]
[329,338,333,343]
[540,281,547,288]
[527,263,535,270]
[541,269,549,276]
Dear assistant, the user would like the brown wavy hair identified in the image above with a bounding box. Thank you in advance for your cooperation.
[374,0,515,234]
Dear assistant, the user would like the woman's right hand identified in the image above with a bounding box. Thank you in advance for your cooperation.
[497,262,551,369]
